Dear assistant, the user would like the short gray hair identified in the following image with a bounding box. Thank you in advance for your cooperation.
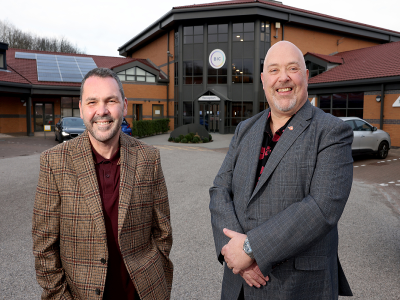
[80,67,125,100]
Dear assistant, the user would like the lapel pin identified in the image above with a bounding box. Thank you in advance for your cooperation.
[288,126,293,130]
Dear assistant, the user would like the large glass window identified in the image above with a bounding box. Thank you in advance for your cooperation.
[183,102,194,125]
[232,59,253,83]
[225,101,253,132]
[207,24,228,84]
[233,22,254,42]
[319,93,363,118]
[184,26,203,44]
[184,60,203,84]
[116,67,156,83]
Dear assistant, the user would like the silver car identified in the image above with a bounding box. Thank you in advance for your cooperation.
[339,117,391,159]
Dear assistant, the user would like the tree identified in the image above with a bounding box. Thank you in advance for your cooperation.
[0,20,85,54]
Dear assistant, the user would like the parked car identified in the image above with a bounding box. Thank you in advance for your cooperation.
[121,118,132,136]
[339,117,391,159]
[55,117,86,143]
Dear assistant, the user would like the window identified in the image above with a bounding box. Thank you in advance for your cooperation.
[152,104,164,120]
[232,59,253,83]
[183,60,203,84]
[184,26,203,44]
[259,21,271,69]
[61,97,80,117]
[133,104,142,121]
[208,24,228,43]
[319,93,363,118]
[306,61,326,78]
[0,53,4,69]
[116,67,156,83]
[183,102,193,125]
[233,22,254,42]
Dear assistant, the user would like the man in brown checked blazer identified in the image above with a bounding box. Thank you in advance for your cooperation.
[32,68,173,300]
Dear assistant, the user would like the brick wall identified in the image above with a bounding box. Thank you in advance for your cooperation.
[277,24,380,55]
[0,96,28,133]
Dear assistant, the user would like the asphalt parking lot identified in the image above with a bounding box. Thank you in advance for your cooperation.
[0,132,399,299]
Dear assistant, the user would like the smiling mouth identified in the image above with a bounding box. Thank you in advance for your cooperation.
[95,121,112,126]
[276,87,292,92]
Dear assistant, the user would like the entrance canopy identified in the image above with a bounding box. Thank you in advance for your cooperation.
[196,88,231,102]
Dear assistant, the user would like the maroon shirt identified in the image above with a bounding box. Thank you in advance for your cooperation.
[92,146,136,300]
[255,112,295,186]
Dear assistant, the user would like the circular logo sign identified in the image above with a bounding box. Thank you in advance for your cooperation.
[209,49,226,69]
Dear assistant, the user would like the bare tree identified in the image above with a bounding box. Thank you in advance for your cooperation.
[0,20,85,54]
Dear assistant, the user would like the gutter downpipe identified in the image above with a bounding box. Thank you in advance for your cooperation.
[379,83,385,129]
[167,31,170,121]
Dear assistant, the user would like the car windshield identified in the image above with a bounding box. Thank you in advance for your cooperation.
[63,118,85,127]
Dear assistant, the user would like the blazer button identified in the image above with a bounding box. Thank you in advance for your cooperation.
[95,288,101,295]
[100,258,106,264]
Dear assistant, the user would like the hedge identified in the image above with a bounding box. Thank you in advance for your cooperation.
[131,119,170,138]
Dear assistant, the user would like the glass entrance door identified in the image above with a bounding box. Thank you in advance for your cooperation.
[199,103,220,133]
[34,103,54,131]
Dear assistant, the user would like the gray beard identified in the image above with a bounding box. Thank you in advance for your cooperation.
[271,95,297,112]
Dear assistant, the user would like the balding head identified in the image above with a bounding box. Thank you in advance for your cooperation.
[261,41,309,117]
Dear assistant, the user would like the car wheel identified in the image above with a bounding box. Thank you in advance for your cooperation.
[55,133,58,141]
[376,141,389,159]
[59,134,63,143]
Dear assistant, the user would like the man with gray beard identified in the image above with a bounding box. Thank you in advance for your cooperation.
[210,41,354,299]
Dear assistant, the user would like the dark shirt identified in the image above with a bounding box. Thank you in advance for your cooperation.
[255,112,295,187]
[92,146,135,300]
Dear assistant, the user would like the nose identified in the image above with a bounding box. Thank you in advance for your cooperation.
[96,102,110,116]
[278,69,290,82]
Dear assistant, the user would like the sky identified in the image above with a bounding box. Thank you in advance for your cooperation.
[3,0,399,57]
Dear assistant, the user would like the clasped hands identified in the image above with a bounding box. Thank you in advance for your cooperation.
[221,228,269,288]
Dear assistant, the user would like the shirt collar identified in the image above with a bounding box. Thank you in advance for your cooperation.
[91,144,120,165]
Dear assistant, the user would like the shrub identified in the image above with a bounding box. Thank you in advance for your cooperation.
[192,136,200,143]
[209,134,212,141]
[168,137,173,142]
[184,134,193,142]
[179,134,185,140]
[174,137,180,143]
[181,138,188,143]
[189,132,195,138]
[202,137,209,143]
[132,118,170,138]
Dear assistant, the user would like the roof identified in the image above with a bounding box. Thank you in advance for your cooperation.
[119,0,400,56]
[0,48,162,87]
[308,41,400,84]
[174,0,400,35]
[305,52,343,64]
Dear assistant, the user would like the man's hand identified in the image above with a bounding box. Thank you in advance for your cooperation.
[221,228,253,274]
[240,261,270,288]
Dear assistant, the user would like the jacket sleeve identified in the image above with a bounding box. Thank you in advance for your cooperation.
[32,151,73,300]
[151,149,173,290]
[247,120,354,276]
[209,123,245,264]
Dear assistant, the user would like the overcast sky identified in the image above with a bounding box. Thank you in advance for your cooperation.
[3,0,399,57]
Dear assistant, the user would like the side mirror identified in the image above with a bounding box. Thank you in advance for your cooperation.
[372,126,377,131]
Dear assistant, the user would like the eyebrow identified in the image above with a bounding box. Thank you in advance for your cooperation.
[266,61,300,68]
[83,95,120,102]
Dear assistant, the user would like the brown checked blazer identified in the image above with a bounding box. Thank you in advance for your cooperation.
[32,130,173,300]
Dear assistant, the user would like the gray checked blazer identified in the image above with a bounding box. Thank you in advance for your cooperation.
[210,100,353,300]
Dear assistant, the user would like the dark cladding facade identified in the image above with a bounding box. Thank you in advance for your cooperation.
[175,20,271,133]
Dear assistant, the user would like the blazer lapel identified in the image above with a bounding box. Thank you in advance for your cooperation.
[71,131,107,240]
[244,109,269,201]
[117,132,138,238]
[250,101,313,201]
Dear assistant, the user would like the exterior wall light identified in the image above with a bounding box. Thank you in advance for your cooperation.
[376,95,381,102]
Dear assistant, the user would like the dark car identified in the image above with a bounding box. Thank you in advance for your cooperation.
[121,118,132,136]
[55,117,86,143]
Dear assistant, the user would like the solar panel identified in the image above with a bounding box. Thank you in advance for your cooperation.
[15,52,97,83]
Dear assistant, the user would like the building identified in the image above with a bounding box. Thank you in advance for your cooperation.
[306,41,400,146]
[117,0,400,146]
[0,43,170,136]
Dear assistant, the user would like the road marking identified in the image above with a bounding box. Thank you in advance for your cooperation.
[393,159,397,161]
[396,184,400,186]
[361,165,366,167]
[388,181,395,183]
[354,166,359,168]
[380,183,388,186]
[387,160,391,161]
